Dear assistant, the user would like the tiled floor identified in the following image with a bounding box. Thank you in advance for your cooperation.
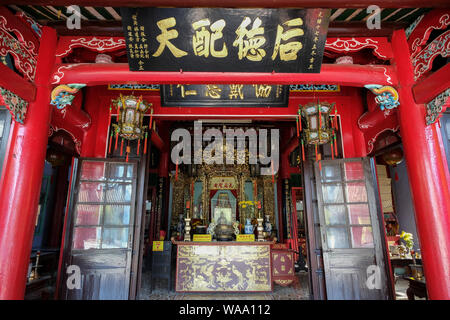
[138,271,311,300]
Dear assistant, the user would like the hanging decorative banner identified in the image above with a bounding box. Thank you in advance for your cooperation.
[120,8,330,73]
[161,84,288,107]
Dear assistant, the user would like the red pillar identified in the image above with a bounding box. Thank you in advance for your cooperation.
[391,29,450,300]
[0,27,57,300]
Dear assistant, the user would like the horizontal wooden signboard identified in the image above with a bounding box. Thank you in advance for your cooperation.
[161,84,289,107]
[121,8,330,73]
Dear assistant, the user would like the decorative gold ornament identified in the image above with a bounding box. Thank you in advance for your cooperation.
[112,94,151,140]
[299,101,335,145]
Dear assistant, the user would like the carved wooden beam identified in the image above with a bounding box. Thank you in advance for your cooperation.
[46,20,408,37]
[0,63,36,102]
[3,1,450,8]
[413,63,450,104]
[51,63,397,87]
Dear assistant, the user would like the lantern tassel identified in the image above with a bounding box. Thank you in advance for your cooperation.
[120,138,124,156]
[331,140,335,160]
[334,107,338,131]
[296,116,300,137]
[318,153,322,171]
[149,109,154,133]
[114,131,119,151]
[117,96,122,122]
[144,131,148,154]
[126,145,130,162]
[137,138,141,155]
[301,139,305,161]
[319,109,322,129]
[108,105,112,129]
[108,130,113,154]
[334,134,338,156]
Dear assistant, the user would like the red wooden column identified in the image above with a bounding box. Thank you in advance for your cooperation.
[0,27,57,300]
[391,29,450,300]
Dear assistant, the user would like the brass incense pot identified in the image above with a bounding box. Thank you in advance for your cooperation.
[215,224,234,241]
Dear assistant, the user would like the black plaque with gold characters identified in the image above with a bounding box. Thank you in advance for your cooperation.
[161,84,289,107]
[120,8,330,73]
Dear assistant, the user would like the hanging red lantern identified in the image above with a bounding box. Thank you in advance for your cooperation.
[382,147,404,166]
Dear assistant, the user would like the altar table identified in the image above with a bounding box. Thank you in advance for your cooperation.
[174,241,273,292]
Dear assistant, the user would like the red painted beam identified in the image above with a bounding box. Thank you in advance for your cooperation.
[52,63,397,87]
[0,63,36,102]
[4,1,450,8]
[151,130,164,151]
[412,63,450,104]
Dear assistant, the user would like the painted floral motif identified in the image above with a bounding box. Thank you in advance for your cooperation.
[426,88,450,125]
[412,30,450,81]
[0,86,28,124]
[325,37,391,60]
[0,16,37,81]
[290,84,340,92]
[56,37,126,57]
[108,84,160,91]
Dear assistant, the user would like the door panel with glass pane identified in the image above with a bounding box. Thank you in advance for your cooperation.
[315,158,389,300]
[61,159,138,300]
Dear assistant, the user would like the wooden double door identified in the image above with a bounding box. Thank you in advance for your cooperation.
[304,158,392,300]
[58,158,146,300]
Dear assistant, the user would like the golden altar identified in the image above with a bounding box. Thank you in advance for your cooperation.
[174,241,273,292]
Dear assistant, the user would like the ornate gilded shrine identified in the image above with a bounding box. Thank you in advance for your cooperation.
[169,125,277,242]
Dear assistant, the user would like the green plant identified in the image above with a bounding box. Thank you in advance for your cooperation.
[400,231,414,250]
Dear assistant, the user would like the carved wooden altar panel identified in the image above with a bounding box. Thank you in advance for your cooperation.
[175,242,272,292]
[271,243,296,286]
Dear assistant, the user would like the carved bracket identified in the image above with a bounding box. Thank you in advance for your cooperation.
[50,84,86,110]
[0,86,28,124]
[426,88,450,126]
[365,84,400,111]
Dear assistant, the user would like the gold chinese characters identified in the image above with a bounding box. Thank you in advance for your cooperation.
[128,16,306,62]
